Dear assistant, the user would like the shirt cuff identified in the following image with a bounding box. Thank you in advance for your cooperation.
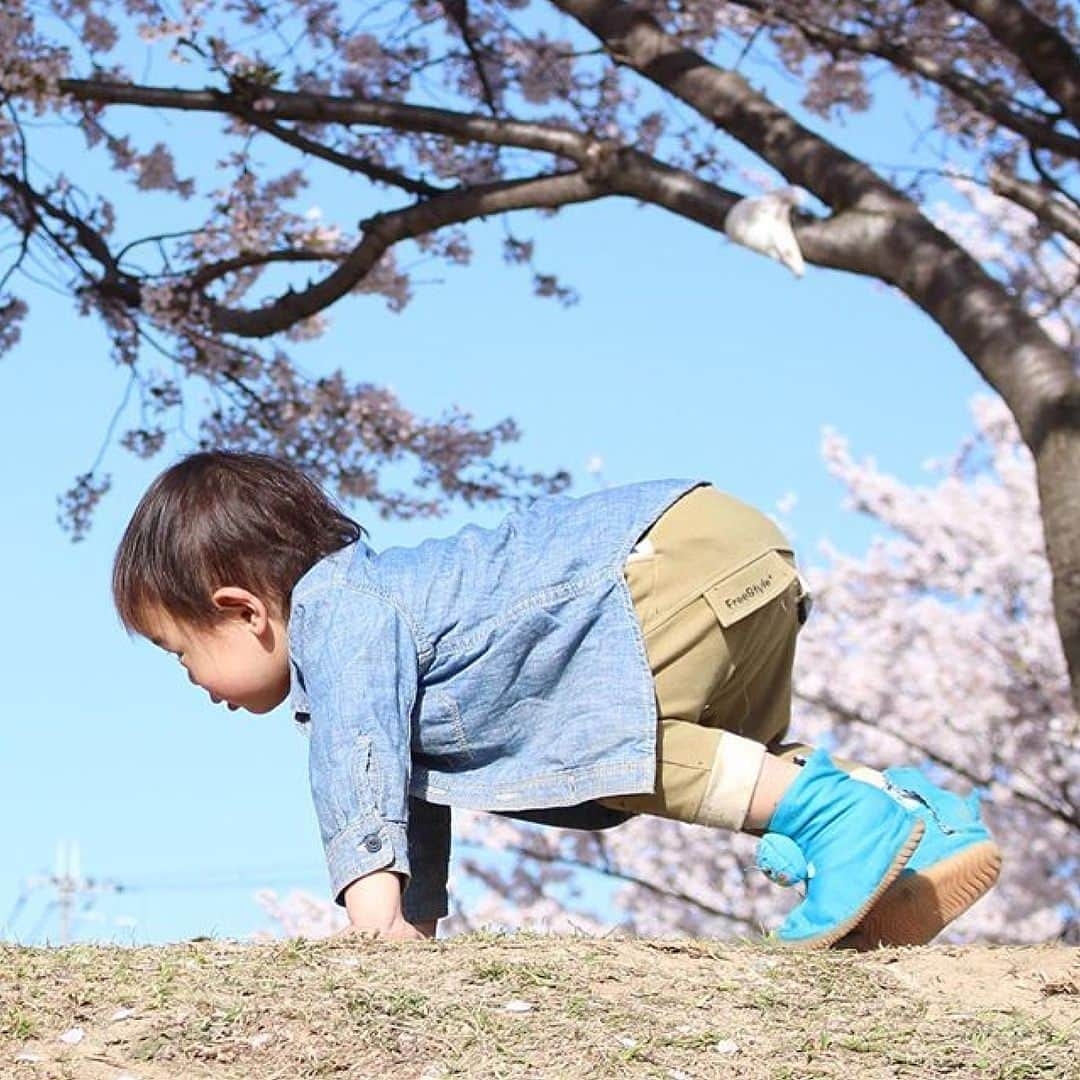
[326,818,411,905]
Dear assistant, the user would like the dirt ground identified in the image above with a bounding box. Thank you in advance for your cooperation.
[3,935,1078,1078]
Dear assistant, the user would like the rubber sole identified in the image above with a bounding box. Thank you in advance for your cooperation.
[843,839,1002,949]
[777,818,925,951]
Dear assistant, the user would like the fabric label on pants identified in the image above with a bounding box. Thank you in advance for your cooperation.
[702,549,797,628]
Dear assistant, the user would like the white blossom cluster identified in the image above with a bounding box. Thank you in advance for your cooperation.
[932,178,1079,356]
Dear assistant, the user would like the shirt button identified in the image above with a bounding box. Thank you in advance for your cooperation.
[363,834,382,853]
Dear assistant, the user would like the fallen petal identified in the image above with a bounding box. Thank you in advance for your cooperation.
[501,999,534,1013]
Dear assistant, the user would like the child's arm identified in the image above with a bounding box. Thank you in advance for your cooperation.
[343,797,449,939]
[297,593,423,929]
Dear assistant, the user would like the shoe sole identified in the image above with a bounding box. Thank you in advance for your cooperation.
[845,839,1002,949]
[778,819,925,951]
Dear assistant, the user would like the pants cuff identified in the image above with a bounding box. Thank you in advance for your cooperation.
[695,731,768,831]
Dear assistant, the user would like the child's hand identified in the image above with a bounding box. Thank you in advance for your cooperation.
[340,869,430,940]
[335,916,427,942]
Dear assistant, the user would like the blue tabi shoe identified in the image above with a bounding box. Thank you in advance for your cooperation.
[758,749,923,949]
[847,767,1002,948]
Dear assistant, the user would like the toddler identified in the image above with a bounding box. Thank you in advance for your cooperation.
[113,452,1001,947]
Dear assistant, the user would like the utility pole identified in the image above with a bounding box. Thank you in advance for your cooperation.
[8,841,125,944]
[57,839,78,945]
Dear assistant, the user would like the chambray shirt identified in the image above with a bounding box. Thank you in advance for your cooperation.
[288,478,704,917]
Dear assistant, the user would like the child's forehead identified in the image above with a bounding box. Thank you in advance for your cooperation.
[139,606,184,646]
[140,606,230,648]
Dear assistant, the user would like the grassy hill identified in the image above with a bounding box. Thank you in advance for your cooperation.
[3,935,1078,1078]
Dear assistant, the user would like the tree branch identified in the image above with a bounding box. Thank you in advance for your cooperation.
[198,150,748,336]
[611,146,744,230]
[43,77,751,337]
[1029,146,1080,212]
[549,0,904,215]
[1,175,111,275]
[437,0,501,117]
[189,248,344,289]
[240,110,447,198]
[0,171,139,304]
[727,0,1080,160]
[988,165,1080,247]
[948,0,1080,128]
[58,79,591,163]
[205,171,606,336]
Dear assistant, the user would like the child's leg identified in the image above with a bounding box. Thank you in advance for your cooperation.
[597,718,792,830]
[609,485,820,831]
[603,488,923,946]
[605,485,997,945]
[610,487,801,826]
[848,768,1001,947]
[764,744,1002,947]
[598,720,924,948]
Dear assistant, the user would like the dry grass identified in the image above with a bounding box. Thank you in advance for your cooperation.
[3,935,1078,1078]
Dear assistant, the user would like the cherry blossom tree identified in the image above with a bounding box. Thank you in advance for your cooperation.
[2,1,1079,703]
[257,394,1078,944]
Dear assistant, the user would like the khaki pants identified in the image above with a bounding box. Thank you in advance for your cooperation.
[597,485,812,831]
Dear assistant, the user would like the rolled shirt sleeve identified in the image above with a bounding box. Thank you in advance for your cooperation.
[298,587,421,904]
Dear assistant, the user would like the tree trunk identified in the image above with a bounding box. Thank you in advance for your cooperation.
[1033,426,1080,714]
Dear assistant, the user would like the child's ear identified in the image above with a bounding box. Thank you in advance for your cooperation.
[211,586,269,633]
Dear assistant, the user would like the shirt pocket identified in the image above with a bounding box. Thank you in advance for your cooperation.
[701,549,798,628]
[414,689,475,764]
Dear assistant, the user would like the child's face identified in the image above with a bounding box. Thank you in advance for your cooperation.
[144,589,292,715]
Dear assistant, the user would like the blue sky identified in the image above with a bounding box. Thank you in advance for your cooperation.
[0,48,989,943]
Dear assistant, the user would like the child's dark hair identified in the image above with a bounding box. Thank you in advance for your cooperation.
[113,450,364,635]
